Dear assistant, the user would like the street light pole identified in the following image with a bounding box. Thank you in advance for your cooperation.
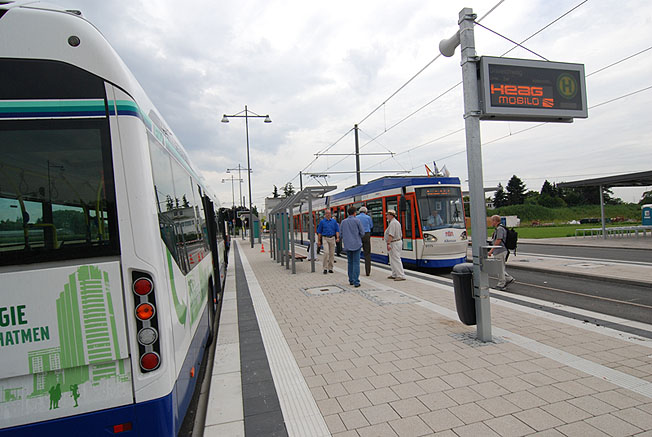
[222,106,271,248]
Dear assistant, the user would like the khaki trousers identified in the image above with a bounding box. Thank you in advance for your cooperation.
[388,240,405,279]
[322,236,336,270]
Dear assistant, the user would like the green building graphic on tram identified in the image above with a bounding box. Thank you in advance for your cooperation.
[2,265,130,410]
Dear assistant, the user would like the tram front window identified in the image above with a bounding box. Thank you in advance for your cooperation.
[416,187,465,231]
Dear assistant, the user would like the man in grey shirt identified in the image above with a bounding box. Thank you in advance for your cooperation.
[488,215,514,290]
[340,205,365,287]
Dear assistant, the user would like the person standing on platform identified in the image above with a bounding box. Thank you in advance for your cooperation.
[385,209,406,281]
[488,214,515,290]
[317,209,339,274]
[357,206,374,276]
[340,205,365,287]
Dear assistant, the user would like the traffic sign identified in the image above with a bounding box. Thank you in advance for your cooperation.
[478,56,587,122]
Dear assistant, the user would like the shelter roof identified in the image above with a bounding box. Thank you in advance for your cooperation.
[557,170,652,188]
[269,186,337,215]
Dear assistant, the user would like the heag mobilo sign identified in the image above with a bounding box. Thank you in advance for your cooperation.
[478,56,587,122]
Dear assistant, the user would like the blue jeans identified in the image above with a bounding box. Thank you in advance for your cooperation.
[346,249,361,286]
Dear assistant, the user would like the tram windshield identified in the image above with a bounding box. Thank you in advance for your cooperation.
[416,187,465,231]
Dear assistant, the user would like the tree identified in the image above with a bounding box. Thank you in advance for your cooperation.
[493,183,508,208]
[182,194,190,208]
[640,190,652,205]
[558,186,619,206]
[540,180,555,197]
[283,182,295,197]
[272,185,279,198]
[506,175,526,205]
[166,195,174,211]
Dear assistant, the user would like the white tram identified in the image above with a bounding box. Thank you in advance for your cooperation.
[0,3,227,435]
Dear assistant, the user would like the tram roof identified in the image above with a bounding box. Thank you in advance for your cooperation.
[330,176,461,201]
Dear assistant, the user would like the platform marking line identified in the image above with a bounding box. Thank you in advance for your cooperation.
[349,269,652,400]
[237,244,330,437]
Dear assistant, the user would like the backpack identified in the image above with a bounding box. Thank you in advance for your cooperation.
[500,224,518,252]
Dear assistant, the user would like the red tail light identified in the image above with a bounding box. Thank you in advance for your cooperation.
[133,277,153,296]
[140,352,160,371]
[113,422,133,433]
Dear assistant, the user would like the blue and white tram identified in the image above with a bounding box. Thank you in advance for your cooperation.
[294,176,468,268]
[0,3,227,435]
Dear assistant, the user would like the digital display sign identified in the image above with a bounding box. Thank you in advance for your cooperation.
[419,187,459,197]
[478,56,587,122]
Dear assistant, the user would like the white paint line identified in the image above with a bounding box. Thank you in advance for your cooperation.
[237,244,330,437]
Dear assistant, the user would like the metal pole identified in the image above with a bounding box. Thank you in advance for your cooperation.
[309,193,315,273]
[244,106,255,248]
[459,7,491,342]
[290,205,296,274]
[600,185,607,239]
[285,212,290,270]
[354,124,361,186]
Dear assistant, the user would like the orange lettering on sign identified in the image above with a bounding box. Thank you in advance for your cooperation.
[491,83,544,97]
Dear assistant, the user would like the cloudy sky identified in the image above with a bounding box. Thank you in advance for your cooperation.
[53,0,652,208]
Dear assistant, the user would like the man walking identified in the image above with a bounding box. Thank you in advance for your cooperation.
[385,209,406,281]
[488,215,515,290]
[317,209,340,274]
[340,205,365,287]
[357,206,373,276]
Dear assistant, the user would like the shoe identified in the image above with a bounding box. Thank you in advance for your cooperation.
[323,270,328,275]
[506,277,515,286]
[496,283,506,290]
[387,275,396,279]
[333,260,337,263]
[366,273,370,276]
[394,277,406,281]
[354,284,361,288]
[328,270,333,273]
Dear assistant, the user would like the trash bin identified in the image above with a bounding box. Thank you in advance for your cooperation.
[643,204,652,226]
[451,263,476,326]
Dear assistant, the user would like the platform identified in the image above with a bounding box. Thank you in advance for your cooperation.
[203,239,652,437]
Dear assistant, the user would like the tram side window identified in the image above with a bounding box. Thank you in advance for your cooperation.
[367,200,383,237]
[0,120,119,266]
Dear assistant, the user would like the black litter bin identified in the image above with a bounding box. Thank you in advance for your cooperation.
[451,262,476,326]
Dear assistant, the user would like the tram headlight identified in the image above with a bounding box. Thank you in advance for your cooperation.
[423,233,437,242]
[460,230,467,240]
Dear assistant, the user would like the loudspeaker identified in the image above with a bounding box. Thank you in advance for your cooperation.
[439,31,460,57]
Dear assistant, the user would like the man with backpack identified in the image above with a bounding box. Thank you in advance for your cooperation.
[488,215,515,290]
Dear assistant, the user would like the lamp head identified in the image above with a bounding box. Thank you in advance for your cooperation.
[221,115,229,123]
[263,115,272,123]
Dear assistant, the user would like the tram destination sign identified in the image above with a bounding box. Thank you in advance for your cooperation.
[478,56,587,122]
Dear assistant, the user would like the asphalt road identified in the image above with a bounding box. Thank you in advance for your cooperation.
[517,242,652,264]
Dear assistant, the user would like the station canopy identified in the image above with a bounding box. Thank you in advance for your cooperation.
[557,170,652,188]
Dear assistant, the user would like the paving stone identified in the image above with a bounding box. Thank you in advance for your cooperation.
[324,413,347,434]
[585,413,643,436]
[555,421,611,437]
[357,422,399,437]
[611,406,652,430]
[337,392,373,411]
[388,416,433,437]
[339,409,370,430]
[420,409,464,432]
[514,407,564,431]
[360,403,401,425]
[390,397,429,418]
[453,422,502,437]
[503,390,548,410]
[448,402,493,424]
[484,414,535,437]
[391,381,427,399]
[317,398,343,416]
[365,386,401,405]
[476,396,521,417]
[541,400,592,423]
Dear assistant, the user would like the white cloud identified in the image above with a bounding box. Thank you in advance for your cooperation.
[50,0,652,206]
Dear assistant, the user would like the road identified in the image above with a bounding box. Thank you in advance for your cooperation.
[517,241,652,264]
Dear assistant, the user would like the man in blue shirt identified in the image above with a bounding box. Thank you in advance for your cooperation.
[317,209,340,274]
[340,205,365,287]
[357,206,374,276]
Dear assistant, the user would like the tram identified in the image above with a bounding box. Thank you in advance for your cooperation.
[293,176,467,268]
[0,3,227,435]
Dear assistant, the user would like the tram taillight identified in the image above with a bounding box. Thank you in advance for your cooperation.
[133,277,154,296]
[135,303,155,321]
[140,352,161,371]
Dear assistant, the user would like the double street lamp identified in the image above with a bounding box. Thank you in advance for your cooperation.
[222,106,271,248]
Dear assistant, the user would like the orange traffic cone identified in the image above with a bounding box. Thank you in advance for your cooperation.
[260,243,265,253]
